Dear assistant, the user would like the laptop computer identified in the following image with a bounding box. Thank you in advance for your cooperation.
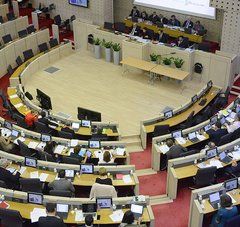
[131,204,144,220]
[56,204,69,219]
[209,192,220,209]
[82,203,97,217]
[96,197,112,209]
[188,132,199,143]
[206,148,218,159]
[218,151,232,164]
[65,169,75,181]
[224,178,238,192]
[11,129,19,139]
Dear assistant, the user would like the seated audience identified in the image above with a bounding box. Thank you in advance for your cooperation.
[149,11,159,24]
[226,160,240,176]
[80,214,95,227]
[159,14,168,24]
[119,210,146,227]
[44,141,57,157]
[207,121,228,145]
[0,158,20,189]
[193,21,204,34]
[140,11,148,21]
[38,203,66,227]
[70,145,85,162]
[183,16,193,29]
[0,129,14,152]
[166,139,187,162]
[169,15,181,27]
[224,113,240,133]
[176,36,189,48]
[155,30,168,43]
[48,169,75,195]
[130,23,141,36]
[95,167,113,185]
[200,141,216,153]
[98,150,115,164]
[25,110,38,127]
[129,6,140,18]
[211,194,238,227]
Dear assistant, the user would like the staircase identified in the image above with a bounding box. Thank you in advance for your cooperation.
[231,74,240,96]
[121,135,144,152]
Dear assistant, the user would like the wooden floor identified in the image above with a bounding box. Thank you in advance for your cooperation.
[25,51,205,136]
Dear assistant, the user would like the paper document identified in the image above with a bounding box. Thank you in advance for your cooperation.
[39,173,49,182]
[30,171,39,178]
[1,128,11,137]
[75,210,84,221]
[37,142,46,150]
[70,139,78,147]
[9,94,18,99]
[72,123,80,129]
[54,145,66,154]
[6,167,16,173]
[122,175,133,184]
[28,141,39,149]
[30,208,47,223]
[14,137,25,145]
[109,210,124,222]
[159,144,169,154]
[230,151,240,160]
[209,160,223,169]
[94,150,103,159]
[175,137,186,145]
[14,103,23,108]
[197,163,211,169]
[19,166,26,175]
[196,134,206,141]
[116,147,125,156]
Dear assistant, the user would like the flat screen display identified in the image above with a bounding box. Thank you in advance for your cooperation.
[69,0,88,8]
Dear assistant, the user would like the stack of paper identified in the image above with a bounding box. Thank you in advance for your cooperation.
[14,103,23,108]
[30,171,39,178]
[6,167,16,174]
[159,144,169,154]
[122,175,133,184]
[70,139,78,147]
[230,151,240,160]
[109,210,124,222]
[37,142,46,150]
[54,145,66,154]
[19,166,26,175]
[39,173,49,182]
[197,163,211,169]
[197,134,207,141]
[116,147,125,156]
[175,137,186,145]
[209,160,223,169]
[94,150,103,159]
[30,208,47,223]
[75,210,84,222]
[9,94,18,99]
[72,123,80,130]
[28,141,39,149]
[1,128,11,137]
[14,137,25,145]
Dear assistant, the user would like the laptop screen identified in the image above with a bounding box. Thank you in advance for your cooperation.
[219,151,227,160]
[25,157,37,168]
[192,95,198,103]
[209,192,220,203]
[27,192,43,205]
[204,124,211,132]
[224,178,238,191]
[57,204,69,213]
[188,132,196,140]
[88,140,101,149]
[11,130,19,137]
[96,198,112,209]
[164,110,173,119]
[4,121,12,130]
[65,170,74,178]
[81,120,91,127]
[82,203,97,213]
[131,204,144,215]
[41,134,51,142]
[172,130,182,138]
[206,148,217,159]
[80,164,94,174]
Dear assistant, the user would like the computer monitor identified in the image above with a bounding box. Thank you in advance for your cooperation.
[27,25,36,34]
[191,95,198,103]
[11,129,19,138]
[188,132,197,140]
[220,117,226,125]
[130,204,144,219]
[164,110,173,119]
[82,203,97,213]
[27,192,43,205]
[207,80,213,88]
[88,140,101,149]
[210,115,218,125]
[80,164,94,174]
[18,29,28,38]
[56,204,69,213]
[25,157,37,168]
[36,89,52,110]
[81,120,91,127]
[209,192,220,203]
[171,130,182,138]
[78,107,101,122]
[49,38,58,48]
[65,169,75,178]
[16,56,23,66]
[224,178,238,192]
[206,148,218,159]
[203,124,211,132]
[38,42,49,53]
[96,197,112,209]
[2,34,12,44]
[23,49,34,61]
[4,121,12,130]
[41,134,51,142]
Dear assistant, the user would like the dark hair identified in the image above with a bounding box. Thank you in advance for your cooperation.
[40,111,46,118]
[166,138,174,148]
[215,121,222,129]
[103,151,111,163]
[46,203,56,213]
[171,15,176,18]
[122,210,134,224]
[196,20,200,24]
[58,169,65,178]
[133,6,137,9]
[220,194,232,208]
[85,214,94,225]
[74,145,81,154]
[44,141,55,155]
[178,36,183,39]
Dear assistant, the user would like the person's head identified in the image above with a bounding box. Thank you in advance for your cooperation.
[103,151,111,163]
[220,194,233,208]
[159,30,163,34]
[143,27,147,33]
[40,111,46,118]
[133,6,137,10]
[215,121,222,129]
[186,16,191,21]
[166,139,174,148]
[133,22,137,27]
[73,145,81,154]
[58,169,66,179]
[195,20,200,25]
[85,214,94,226]
[207,141,216,149]
[46,203,56,215]
[0,159,10,168]
[171,15,176,20]
[152,11,156,16]
[159,14,163,18]
[178,36,183,42]
[122,210,134,224]
[99,167,107,177]
[142,11,146,15]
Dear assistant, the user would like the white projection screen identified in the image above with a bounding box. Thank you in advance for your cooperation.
[133,0,216,19]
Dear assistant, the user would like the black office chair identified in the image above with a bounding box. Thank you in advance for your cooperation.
[27,25,36,34]
[70,15,76,22]
[49,190,72,197]
[224,214,240,227]
[114,22,126,33]
[87,34,94,45]
[2,34,12,44]
[104,22,113,30]
[62,156,79,165]
[7,65,14,75]
[13,113,29,129]
[54,14,63,26]
[194,106,212,124]
[191,166,217,188]
[38,150,55,162]
[0,180,7,188]
[6,12,16,21]
[0,208,23,227]
[91,134,108,141]
[218,133,233,146]
[218,86,230,108]
[232,127,240,141]
[35,121,53,134]
[198,42,210,52]
[58,130,74,139]
[179,150,199,158]
[18,140,36,157]
[153,125,170,137]
[19,178,43,193]
[180,111,195,129]
[16,56,23,66]
[25,91,33,100]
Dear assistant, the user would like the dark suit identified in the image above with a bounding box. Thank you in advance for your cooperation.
[70,152,83,162]
[0,167,20,189]
[155,32,168,43]
[149,15,159,24]
[129,9,140,18]
[169,19,181,27]
[140,13,148,21]
[183,20,194,29]
[38,216,66,227]
[166,145,187,161]
[177,38,189,48]
[130,26,141,36]
[207,128,228,145]
[38,117,58,127]
[159,17,168,25]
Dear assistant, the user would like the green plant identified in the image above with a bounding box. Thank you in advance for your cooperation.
[173,57,184,68]
[162,57,173,65]
[150,53,161,62]
[94,38,101,45]
[112,43,121,52]
[102,39,112,48]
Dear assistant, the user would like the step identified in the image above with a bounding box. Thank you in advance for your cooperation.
[230,90,240,96]
[150,195,173,205]
[232,85,240,91]
[127,144,144,153]
[135,168,157,177]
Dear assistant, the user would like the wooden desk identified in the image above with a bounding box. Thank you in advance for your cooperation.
[124,19,203,43]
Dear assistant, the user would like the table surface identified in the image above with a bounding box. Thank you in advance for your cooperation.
[121,57,157,71]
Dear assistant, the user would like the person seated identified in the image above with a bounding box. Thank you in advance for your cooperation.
[0,158,20,189]
[158,14,168,25]
[166,139,187,162]
[44,141,56,157]
[207,121,228,145]
[193,21,204,34]
[129,23,141,36]
[183,16,194,29]
[155,30,168,43]
[79,214,96,227]
[25,110,38,127]
[129,6,140,18]
[226,160,240,176]
[176,36,189,48]
[0,129,14,152]
[90,183,117,198]
[48,169,75,195]
[200,141,216,153]
[95,167,113,185]
[211,194,238,227]
[140,11,148,21]
[38,203,66,227]
[119,210,146,227]
[61,126,75,136]
[37,111,58,127]
[169,15,181,27]
[70,145,87,163]
[224,113,240,133]
[149,11,159,24]
[98,150,115,164]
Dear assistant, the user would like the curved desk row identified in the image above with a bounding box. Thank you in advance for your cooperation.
[151,96,239,171]
[140,84,220,148]
[0,188,154,226]
[166,138,240,200]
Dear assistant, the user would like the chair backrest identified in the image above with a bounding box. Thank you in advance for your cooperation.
[38,150,55,162]
[25,91,33,100]
[7,12,15,21]
[19,178,43,193]
[54,15,62,25]
[90,183,117,198]
[114,22,125,33]
[0,180,7,188]
[49,38,59,48]
[232,127,240,141]
[16,56,23,66]
[0,208,23,227]
[179,150,199,157]
[202,106,212,119]
[18,140,33,157]
[14,113,28,128]
[153,124,170,137]
[49,190,72,197]
[62,156,79,165]
[35,121,50,134]
[70,15,76,22]
[2,34,12,44]
[58,130,73,139]
[0,16,3,23]
[27,25,36,34]
[198,42,210,52]
[185,111,195,128]
[195,166,217,187]
[224,214,240,227]
[91,134,108,141]
[218,133,233,146]
[104,22,113,30]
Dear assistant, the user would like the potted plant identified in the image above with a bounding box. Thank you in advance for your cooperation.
[150,53,161,64]
[93,38,101,59]
[112,43,121,65]
[173,57,184,69]
[162,57,173,66]
[102,39,112,62]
